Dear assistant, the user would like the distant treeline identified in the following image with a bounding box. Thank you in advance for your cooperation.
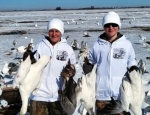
[1,6,150,12]
[56,6,150,10]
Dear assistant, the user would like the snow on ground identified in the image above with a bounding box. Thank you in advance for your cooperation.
[0,8,150,70]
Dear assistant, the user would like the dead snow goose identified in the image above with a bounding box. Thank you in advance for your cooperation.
[120,66,145,115]
[14,55,50,115]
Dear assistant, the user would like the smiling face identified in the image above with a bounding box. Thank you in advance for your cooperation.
[48,29,62,45]
[104,23,119,42]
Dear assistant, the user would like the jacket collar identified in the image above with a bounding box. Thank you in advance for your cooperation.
[43,36,67,46]
[99,32,123,43]
[97,33,125,45]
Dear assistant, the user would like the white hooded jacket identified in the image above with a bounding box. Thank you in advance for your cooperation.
[89,35,136,101]
[30,36,76,102]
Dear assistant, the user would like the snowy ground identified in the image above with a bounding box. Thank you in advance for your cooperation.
[0,8,150,70]
[0,8,150,114]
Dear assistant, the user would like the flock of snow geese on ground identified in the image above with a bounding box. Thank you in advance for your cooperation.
[138,35,150,48]
[11,12,139,30]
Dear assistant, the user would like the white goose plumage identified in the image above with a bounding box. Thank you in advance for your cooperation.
[120,66,145,115]
[13,55,50,115]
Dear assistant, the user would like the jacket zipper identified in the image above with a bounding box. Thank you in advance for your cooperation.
[109,43,112,97]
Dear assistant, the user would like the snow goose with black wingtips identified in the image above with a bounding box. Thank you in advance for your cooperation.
[120,66,145,115]
[15,55,50,115]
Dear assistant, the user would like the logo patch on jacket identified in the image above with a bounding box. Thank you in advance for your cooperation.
[56,50,68,61]
[113,48,126,59]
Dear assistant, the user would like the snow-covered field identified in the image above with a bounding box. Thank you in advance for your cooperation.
[0,8,150,114]
[0,8,150,69]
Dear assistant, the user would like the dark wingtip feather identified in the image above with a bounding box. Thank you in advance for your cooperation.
[128,65,139,73]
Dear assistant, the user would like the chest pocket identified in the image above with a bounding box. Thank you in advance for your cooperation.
[113,48,126,59]
[56,50,68,61]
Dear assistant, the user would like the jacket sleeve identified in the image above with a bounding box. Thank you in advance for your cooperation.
[69,47,76,65]
[88,45,97,64]
[127,44,137,68]
[32,43,40,61]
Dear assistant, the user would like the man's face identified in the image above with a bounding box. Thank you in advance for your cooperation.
[48,29,62,45]
[104,23,119,39]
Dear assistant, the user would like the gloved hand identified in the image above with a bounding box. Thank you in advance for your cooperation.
[83,60,94,75]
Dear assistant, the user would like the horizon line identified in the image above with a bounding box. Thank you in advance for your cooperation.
[0,5,149,12]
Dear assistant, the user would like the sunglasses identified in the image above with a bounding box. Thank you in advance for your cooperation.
[104,23,118,28]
